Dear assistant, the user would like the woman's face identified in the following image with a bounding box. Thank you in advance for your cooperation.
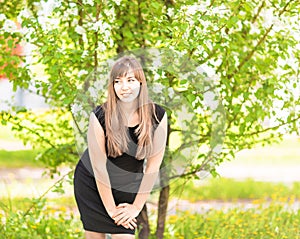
[113,71,141,103]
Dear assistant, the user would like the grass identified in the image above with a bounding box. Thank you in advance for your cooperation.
[0,197,83,239]
[0,194,299,239]
[169,177,300,202]
[0,196,77,212]
[0,150,44,168]
[162,199,300,239]
[0,123,43,168]
[231,135,300,166]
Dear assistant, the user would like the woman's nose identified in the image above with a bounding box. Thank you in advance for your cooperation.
[121,81,129,89]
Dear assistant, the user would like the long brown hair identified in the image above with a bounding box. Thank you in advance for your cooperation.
[103,56,155,160]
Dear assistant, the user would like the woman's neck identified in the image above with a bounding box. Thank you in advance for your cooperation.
[119,100,138,115]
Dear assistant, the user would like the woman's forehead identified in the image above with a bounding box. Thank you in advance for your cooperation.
[113,67,136,78]
[116,72,135,79]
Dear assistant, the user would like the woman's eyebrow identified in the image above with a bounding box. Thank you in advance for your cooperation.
[127,75,135,79]
[114,75,135,80]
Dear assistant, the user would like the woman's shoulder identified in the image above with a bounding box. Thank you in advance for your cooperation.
[93,104,106,128]
[93,104,104,116]
[153,103,166,123]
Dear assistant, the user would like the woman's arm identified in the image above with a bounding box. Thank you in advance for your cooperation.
[112,112,168,225]
[133,112,168,209]
[87,112,116,217]
[88,112,137,230]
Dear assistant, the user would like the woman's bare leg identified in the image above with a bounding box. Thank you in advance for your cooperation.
[111,234,135,239]
[85,230,106,239]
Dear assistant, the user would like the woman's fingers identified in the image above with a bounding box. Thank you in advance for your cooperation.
[126,222,134,230]
[116,213,136,226]
[114,205,139,225]
[112,207,126,219]
[116,203,128,208]
[114,214,126,224]
[129,219,137,228]
[116,214,131,225]
[121,218,137,230]
[112,204,138,229]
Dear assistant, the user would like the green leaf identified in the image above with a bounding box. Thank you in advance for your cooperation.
[40,45,48,53]
[7,39,14,48]
[150,2,161,10]
[186,94,196,103]
[123,29,133,38]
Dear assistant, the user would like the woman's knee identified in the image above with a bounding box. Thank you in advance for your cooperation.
[111,234,135,239]
[85,230,106,239]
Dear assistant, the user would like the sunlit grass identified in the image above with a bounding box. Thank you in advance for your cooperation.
[162,198,300,239]
[0,196,77,212]
[232,135,300,165]
[1,194,299,239]
[0,149,43,168]
[169,177,300,202]
[0,197,83,239]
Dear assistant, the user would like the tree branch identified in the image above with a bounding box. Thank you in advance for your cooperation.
[227,0,295,79]
[67,104,84,136]
[169,149,215,180]
[8,116,57,148]
[77,0,84,47]
[244,115,300,137]
[23,169,74,216]
[251,1,265,23]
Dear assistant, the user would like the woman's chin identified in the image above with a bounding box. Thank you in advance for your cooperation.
[119,97,136,103]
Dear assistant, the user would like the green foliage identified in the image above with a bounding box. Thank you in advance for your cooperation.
[0,108,76,175]
[1,194,299,238]
[0,197,83,239]
[163,200,300,239]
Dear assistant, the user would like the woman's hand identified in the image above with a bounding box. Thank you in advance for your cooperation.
[107,208,117,220]
[112,203,140,229]
[120,218,138,230]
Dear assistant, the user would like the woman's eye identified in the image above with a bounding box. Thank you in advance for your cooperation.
[114,80,120,84]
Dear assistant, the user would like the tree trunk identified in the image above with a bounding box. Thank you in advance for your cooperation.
[155,121,171,238]
[137,204,150,239]
[155,184,170,239]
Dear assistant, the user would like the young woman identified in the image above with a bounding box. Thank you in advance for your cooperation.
[74,56,168,239]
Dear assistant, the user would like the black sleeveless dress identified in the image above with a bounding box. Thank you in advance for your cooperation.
[73,103,165,234]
